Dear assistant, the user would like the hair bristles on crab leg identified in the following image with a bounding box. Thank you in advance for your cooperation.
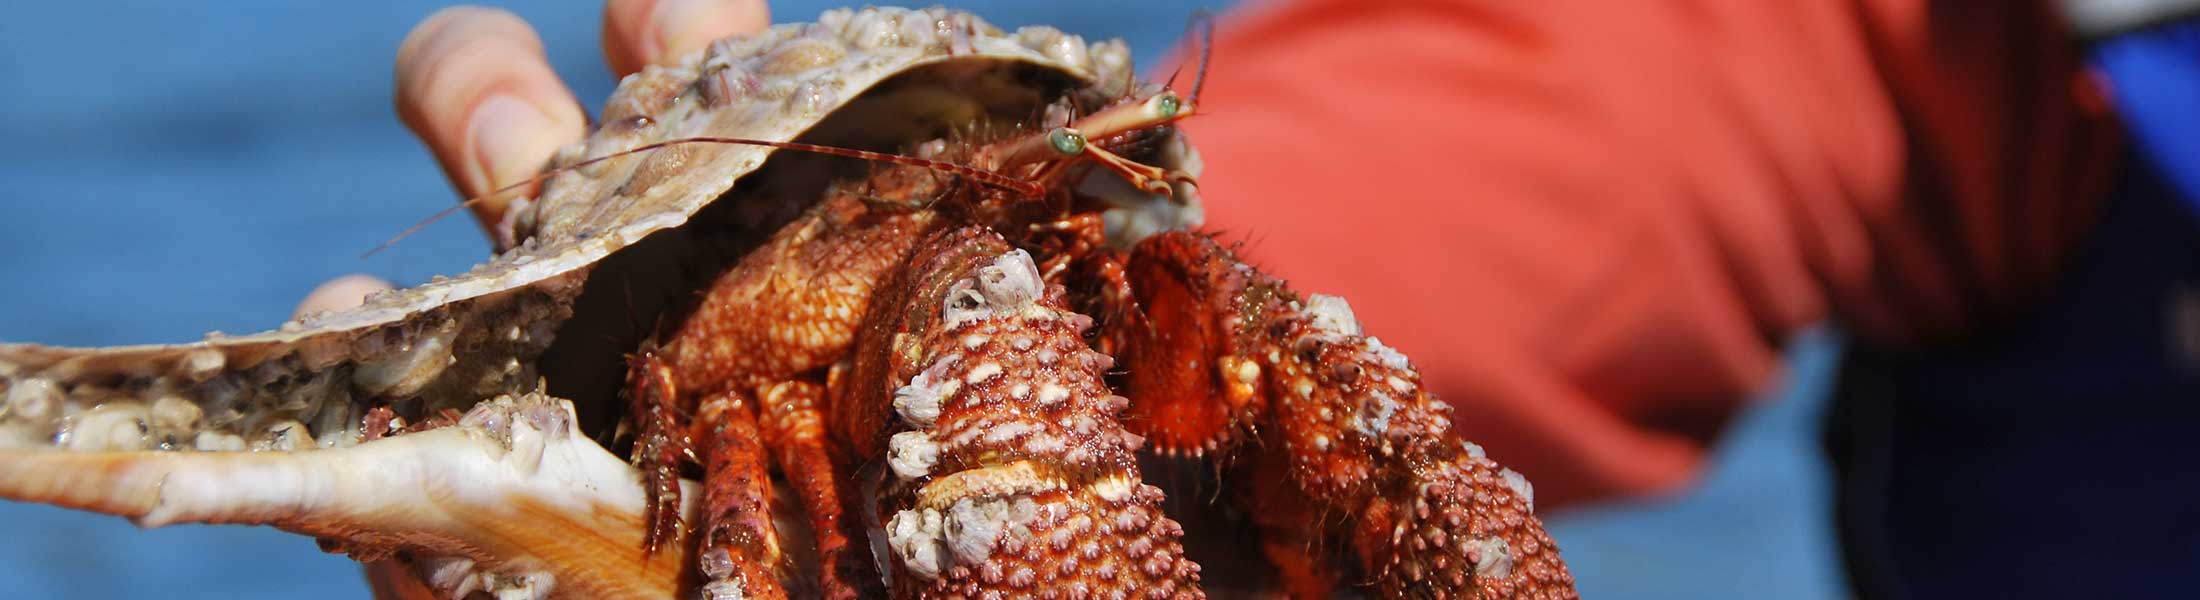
[0,392,699,600]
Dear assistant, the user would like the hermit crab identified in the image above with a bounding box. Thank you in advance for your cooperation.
[0,7,1574,599]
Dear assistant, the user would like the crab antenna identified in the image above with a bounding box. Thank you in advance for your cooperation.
[364,196,489,259]
[365,136,1044,258]
[1187,10,1216,105]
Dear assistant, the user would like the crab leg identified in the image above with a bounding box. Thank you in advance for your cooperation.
[836,226,1203,598]
[625,347,695,555]
[1115,232,1579,598]
[0,392,699,600]
[1235,441,1347,598]
[759,379,878,599]
[614,188,940,591]
[692,389,790,600]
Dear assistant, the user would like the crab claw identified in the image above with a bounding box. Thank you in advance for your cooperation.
[0,392,698,600]
[1113,232,1578,597]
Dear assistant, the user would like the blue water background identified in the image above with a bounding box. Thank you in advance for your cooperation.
[0,1,1843,597]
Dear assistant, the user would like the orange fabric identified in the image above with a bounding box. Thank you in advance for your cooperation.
[1180,0,2120,507]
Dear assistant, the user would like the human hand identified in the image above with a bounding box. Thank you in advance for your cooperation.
[393,0,770,244]
[295,1,768,321]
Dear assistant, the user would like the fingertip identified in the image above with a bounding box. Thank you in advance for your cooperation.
[295,274,397,319]
[394,6,586,235]
[655,0,771,66]
[395,7,551,143]
[603,0,771,77]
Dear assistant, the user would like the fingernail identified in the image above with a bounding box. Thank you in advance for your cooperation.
[468,94,562,194]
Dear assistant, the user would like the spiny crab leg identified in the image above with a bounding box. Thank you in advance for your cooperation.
[0,392,700,600]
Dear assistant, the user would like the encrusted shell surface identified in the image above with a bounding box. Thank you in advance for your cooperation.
[0,7,1135,452]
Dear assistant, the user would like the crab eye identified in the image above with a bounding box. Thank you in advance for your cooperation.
[1151,93,1181,119]
[1048,127,1087,156]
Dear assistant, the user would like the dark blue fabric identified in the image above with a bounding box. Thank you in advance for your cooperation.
[1832,145,2200,598]
[2092,17,2200,211]
[1829,20,2200,598]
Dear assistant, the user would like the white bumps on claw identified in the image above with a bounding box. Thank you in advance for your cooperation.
[944,497,1038,565]
[1035,383,1070,407]
[698,547,747,600]
[887,507,951,580]
[978,250,1043,306]
[699,547,736,580]
[942,287,990,327]
[964,362,1003,384]
[942,250,1047,328]
[1500,467,1536,511]
[888,431,940,480]
[1466,536,1515,581]
[893,368,952,428]
[1303,294,1363,338]
[700,579,747,600]
[1365,337,1412,370]
[1350,392,1400,441]
[884,495,1043,582]
[1090,475,1134,503]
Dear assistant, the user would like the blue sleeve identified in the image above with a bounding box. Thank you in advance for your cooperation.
[2091,18,2200,210]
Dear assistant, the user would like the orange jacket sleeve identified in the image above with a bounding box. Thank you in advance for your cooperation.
[1180,0,2120,507]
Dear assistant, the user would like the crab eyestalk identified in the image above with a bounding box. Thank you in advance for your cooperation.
[0,392,701,600]
[988,90,1200,199]
[1076,91,1194,141]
